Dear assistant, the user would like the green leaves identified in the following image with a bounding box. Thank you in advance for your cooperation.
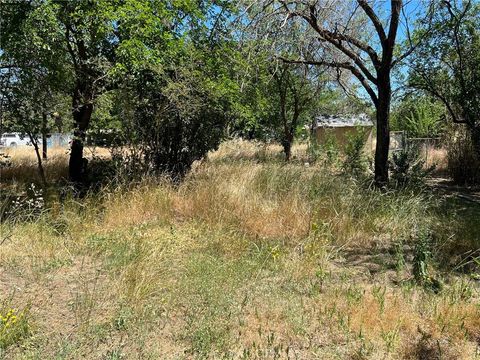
[408,1,480,134]
[391,96,444,138]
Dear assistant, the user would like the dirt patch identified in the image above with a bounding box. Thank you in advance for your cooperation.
[0,256,113,353]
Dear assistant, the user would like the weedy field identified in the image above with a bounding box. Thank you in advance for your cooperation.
[0,140,479,359]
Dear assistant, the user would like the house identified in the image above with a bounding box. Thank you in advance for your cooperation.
[311,114,374,149]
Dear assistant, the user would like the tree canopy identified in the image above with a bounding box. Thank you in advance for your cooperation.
[2,0,478,187]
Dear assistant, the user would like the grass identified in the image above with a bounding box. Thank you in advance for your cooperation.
[0,306,31,350]
[0,146,110,188]
[0,140,479,359]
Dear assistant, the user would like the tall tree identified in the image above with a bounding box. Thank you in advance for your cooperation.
[272,62,324,161]
[0,0,69,185]
[1,0,225,186]
[234,18,327,160]
[245,0,434,185]
[408,0,480,152]
[105,2,238,178]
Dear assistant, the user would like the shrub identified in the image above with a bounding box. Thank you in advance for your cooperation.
[307,134,322,163]
[412,228,431,283]
[412,227,443,292]
[0,153,12,168]
[446,128,480,184]
[116,66,229,179]
[324,135,340,165]
[342,129,368,177]
[389,148,434,188]
[308,134,339,166]
[1,183,45,222]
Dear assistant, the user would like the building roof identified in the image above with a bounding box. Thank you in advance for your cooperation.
[314,114,373,128]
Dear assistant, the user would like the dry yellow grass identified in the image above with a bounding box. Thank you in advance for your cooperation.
[0,146,111,187]
[208,138,311,163]
[0,140,478,359]
[1,146,69,185]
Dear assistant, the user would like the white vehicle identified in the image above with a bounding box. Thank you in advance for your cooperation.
[0,133,31,147]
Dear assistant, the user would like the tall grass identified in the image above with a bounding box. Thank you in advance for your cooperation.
[0,140,479,359]
[446,127,480,184]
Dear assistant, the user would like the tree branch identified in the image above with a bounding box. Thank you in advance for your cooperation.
[277,56,378,106]
[392,1,435,67]
[64,25,79,71]
[321,36,378,84]
[410,71,464,124]
[307,4,380,67]
[357,0,387,45]
[277,1,380,67]
[384,0,402,63]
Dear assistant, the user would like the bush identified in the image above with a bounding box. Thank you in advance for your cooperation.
[307,134,322,163]
[118,67,229,179]
[111,44,234,180]
[308,134,340,166]
[0,153,12,168]
[342,130,368,177]
[390,148,434,188]
[446,128,480,185]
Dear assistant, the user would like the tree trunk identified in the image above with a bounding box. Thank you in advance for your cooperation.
[69,100,93,185]
[374,76,391,186]
[28,133,47,187]
[42,112,48,160]
[282,135,292,161]
[281,89,299,163]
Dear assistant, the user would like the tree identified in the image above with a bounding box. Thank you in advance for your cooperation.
[232,43,365,161]
[233,22,326,160]
[0,1,70,185]
[1,68,66,186]
[1,0,115,184]
[244,0,435,185]
[272,62,324,161]
[106,3,237,178]
[2,0,237,185]
[408,0,480,152]
[1,0,211,185]
[117,43,237,177]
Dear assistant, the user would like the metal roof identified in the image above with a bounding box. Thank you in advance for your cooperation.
[314,114,373,128]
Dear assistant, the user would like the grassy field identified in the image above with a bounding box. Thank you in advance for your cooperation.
[0,140,479,359]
